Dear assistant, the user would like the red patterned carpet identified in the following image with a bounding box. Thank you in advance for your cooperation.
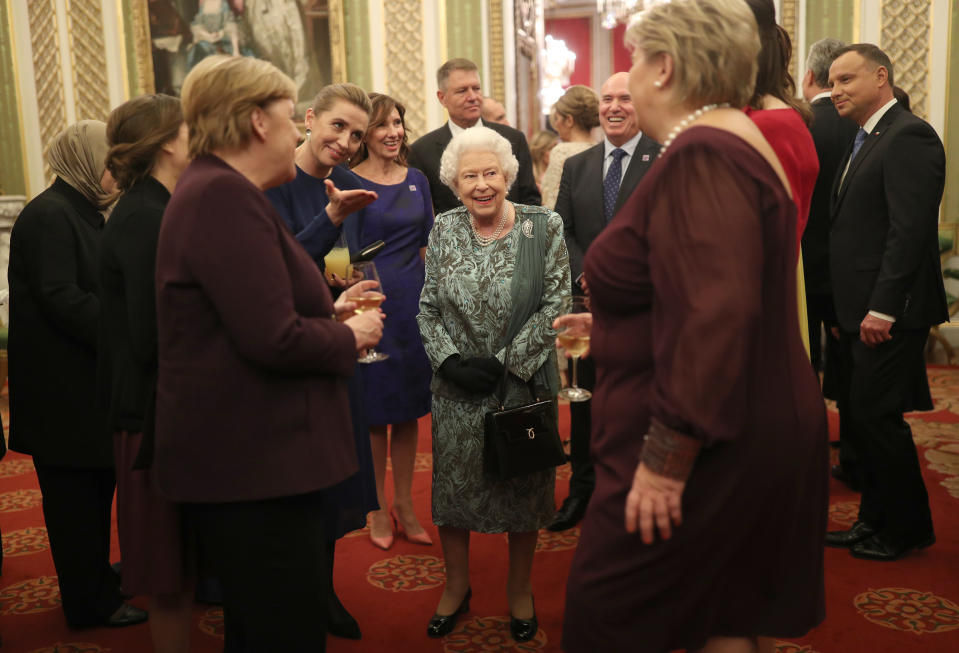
[1,369,959,652]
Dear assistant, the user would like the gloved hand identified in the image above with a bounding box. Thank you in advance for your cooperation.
[438,355,503,395]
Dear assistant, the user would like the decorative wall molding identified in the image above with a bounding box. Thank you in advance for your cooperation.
[343,0,371,90]
[66,0,110,121]
[780,0,800,93]
[881,0,930,120]
[384,0,426,137]
[488,0,505,104]
[122,0,154,96]
[27,0,67,184]
[329,0,348,84]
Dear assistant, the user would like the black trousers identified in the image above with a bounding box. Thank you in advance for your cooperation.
[184,491,330,653]
[839,329,934,544]
[806,292,837,374]
[567,354,596,499]
[32,461,122,627]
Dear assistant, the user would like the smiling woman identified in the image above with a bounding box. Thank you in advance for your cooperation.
[153,54,384,650]
[418,125,570,643]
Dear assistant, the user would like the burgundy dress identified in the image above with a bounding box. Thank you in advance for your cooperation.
[563,127,829,652]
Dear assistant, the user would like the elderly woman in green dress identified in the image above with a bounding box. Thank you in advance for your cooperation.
[417,125,570,643]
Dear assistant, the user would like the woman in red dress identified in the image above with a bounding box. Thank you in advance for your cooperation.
[561,1,829,651]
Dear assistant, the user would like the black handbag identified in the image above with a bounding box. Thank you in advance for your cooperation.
[483,348,566,480]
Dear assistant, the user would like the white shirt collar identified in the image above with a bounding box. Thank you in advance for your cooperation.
[604,131,643,159]
[812,91,832,103]
[861,98,898,134]
[448,119,479,138]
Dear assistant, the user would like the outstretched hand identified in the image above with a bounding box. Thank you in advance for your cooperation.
[552,313,593,358]
[624,462,686,544]
[325,179,378,225]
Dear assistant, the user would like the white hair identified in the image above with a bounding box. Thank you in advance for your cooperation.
[438,125,518,195]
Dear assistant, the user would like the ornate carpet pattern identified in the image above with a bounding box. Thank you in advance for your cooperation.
[1,368,959,651]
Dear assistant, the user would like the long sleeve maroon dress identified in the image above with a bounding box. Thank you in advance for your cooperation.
[562,126,829,652]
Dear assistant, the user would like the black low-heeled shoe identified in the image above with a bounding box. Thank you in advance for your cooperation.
[510,597,538,643]
[426,588,472,638]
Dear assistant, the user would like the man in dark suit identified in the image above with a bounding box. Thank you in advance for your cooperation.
[548,72,659,531]
[408,58,540,214]
[824,44,947,561]
[800,38,862,491]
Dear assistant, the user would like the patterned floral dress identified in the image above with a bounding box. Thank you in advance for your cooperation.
[418,204,570,533]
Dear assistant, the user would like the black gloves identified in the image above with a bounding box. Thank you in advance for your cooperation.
[438,355,505,395]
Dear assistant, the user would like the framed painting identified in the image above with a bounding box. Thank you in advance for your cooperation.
[132,0,347,116]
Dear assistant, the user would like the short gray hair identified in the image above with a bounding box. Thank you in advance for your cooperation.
[439,125,518,195]
[806,38,847,88]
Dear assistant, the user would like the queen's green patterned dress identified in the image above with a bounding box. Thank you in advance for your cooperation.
[417,204,570,533]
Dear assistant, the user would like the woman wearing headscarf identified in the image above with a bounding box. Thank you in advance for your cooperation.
[8,120,147,629]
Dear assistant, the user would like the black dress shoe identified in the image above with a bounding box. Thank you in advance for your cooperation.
[106,603,148,628]
[830,464,863,492]
[510,597,538,643]
[850,532,935,561]
[547,496,588,532]
[328,591,361,639]
[426,588,471,638]
[825,520,877,548]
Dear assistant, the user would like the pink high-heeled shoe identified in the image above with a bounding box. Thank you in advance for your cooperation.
[391,507,433,545]
[369,512,394,550]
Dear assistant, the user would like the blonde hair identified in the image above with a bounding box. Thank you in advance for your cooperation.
[552,85,600,131]
[180,55,297,158]
[624,0,759,109]
[310,83,372,118]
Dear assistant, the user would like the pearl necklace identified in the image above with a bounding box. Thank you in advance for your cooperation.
[469,201,511,246]
[659,103,731,155]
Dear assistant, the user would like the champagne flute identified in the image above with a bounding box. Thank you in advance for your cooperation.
[352,261,389,363]
[324,232,351,283]
[557,296,591,402]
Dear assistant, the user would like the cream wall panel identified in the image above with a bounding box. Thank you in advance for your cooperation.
[368,0,386,93]
[422,0,444,130]
[100,0,124,108]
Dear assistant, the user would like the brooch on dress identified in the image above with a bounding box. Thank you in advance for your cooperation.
[522,218,534,238]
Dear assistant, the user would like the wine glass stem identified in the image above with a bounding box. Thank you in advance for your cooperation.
[571,356,580,389]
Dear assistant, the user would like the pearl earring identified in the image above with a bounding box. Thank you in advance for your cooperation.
[306,129,311,140]
[653,80,662,88]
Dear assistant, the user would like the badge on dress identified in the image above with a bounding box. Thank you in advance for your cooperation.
[409,185,417,191]
[522,218,534,238]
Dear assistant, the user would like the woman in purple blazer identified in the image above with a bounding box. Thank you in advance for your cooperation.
[153,54,384,651]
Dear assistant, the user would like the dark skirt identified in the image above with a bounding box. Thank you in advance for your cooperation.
[114,430,188,596]
[319,373,379,539]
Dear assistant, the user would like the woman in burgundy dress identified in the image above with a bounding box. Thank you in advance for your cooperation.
[561,1,829,652]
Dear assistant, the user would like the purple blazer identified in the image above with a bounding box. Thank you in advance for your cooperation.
[154,155,358,502]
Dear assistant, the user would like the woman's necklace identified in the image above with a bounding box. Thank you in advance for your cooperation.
[659,103,731,155]
[469,202,511,247]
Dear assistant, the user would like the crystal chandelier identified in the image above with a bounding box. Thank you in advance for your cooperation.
[596,0,642,29]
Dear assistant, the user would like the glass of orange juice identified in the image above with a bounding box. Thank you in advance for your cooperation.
[324,232,351,283]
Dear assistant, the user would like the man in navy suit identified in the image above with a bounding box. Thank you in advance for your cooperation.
[824,44,947,561]
[408,58,540,215]
[547,72,659,532]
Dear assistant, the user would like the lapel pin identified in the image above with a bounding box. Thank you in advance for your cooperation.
[642,154,650,161]
[409,185,417,191]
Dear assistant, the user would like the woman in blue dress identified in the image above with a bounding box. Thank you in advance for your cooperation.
[349,94,434,549]
[265,83,379,640]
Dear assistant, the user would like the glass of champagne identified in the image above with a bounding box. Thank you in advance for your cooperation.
[352,261,389,363]
[557,296,591,402]
[324,232,351,283]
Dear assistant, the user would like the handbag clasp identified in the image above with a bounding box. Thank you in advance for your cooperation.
[526,427,536,439]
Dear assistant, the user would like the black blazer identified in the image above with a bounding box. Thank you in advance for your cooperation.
[97,176,169,435]
[408,119,541,215]
[802,97,858,296]
[554,135,660,283]
[829,103,948,332]
[8,178,110,468]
